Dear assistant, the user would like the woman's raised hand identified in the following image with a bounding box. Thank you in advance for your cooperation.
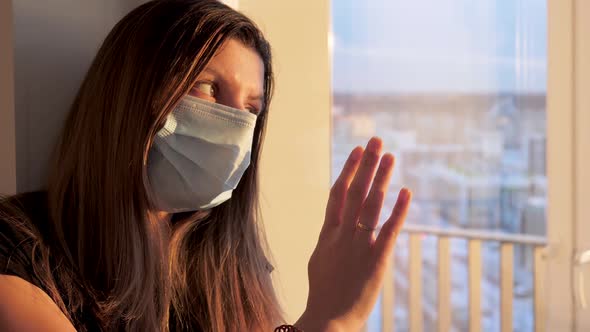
[296,137,412,332]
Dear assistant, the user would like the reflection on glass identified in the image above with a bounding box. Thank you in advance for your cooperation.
[331,1,546,331]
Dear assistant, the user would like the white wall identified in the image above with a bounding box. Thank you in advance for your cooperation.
[12,0,148,192]
[0,0,17,195]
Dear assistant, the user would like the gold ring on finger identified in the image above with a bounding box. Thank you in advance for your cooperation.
[356,222,376,232]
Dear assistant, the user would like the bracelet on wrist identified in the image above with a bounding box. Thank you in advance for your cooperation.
[274,324,303,332]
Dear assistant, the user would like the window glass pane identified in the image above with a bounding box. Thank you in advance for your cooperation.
[331,1,547,331]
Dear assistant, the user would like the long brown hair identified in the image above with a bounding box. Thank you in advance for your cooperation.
[4,0,282,330]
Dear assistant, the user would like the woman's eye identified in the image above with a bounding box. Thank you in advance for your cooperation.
[194,82,215,97]
[247,106,260,116]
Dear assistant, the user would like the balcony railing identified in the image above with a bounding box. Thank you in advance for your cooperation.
[373,224,547,332]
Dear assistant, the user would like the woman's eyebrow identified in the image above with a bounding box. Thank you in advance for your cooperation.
[200,67,221,76]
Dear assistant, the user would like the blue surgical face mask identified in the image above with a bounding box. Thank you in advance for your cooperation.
[147,95,257,212]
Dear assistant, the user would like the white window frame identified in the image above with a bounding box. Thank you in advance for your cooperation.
[573,0,590,330]
[546,0,589,330]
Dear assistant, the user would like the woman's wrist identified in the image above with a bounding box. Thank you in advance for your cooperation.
[294,310,343,332]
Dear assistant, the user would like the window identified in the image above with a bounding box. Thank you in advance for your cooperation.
[331,0,547,330]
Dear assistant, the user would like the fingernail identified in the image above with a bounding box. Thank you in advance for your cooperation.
[400,188,412,203]
[350,146,363,161]
[367,137,382,153]
[380,154,393,168]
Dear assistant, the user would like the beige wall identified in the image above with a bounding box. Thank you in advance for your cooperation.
[546,0,574,328]
[0,0,16,195]
[240,0,332,322]
[12,0,148,192]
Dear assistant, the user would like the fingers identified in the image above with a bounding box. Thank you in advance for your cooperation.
[374,188,412,259]
[321,146,364,235]
[354,153,395,241]
[341,137,383,232]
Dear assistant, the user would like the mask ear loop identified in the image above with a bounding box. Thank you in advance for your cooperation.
[144,111,170,209]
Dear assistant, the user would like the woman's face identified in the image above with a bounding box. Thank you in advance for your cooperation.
[189,38,265,115]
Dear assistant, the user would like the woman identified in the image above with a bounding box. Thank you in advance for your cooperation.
[0,0,411,331]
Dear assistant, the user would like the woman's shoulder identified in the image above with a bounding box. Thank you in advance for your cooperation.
[0,191,49,285]
[0,274,77,331]
[0,192,103,331]
[0,192,78,331]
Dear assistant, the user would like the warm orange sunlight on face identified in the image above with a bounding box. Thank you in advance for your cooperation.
[189,38,265,115]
